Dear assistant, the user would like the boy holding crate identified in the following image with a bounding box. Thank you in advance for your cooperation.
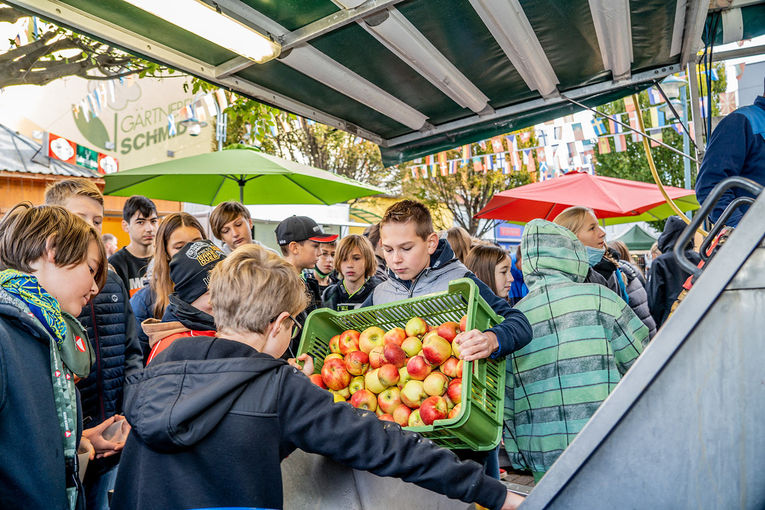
[362,200,532,362]
[111,244,523,510]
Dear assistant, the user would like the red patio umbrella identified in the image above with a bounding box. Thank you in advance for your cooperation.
[475,172,698,225]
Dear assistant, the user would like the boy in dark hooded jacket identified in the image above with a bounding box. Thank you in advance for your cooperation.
[112,244,523,510]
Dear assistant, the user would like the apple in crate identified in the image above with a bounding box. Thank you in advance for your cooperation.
[400,380,426,409]
[407,355,432,380]
[447,378,462,404]
[448,403,461,419]
[401,337,422,357]
[332,393,346,403]
[309,374,325,388]
[398,366,411,387]
[440,357,462,378]
[377,363,400,387]
[365,369,386,394]
[349,375,365,395]
[359,326,385,353]
[329,335,341,354]
[405,317,428,337]
[420,396,448,425]
[344,350,369,376]
[422,333,451,365]
[331,387,350,399]
[408,409,425,427]
[350,389,378,411]
[383,343,407,368]
[423,372,448,397]
[459,315,468,332]
[392,404,412,426]
[338,330,361,354]
[368,346,386,369]
[383,327,406,346]
[325,353,343,362]
[378,386,402,414]
[451,339,462,359]
[436,321,460,342]
[378,414,395,422]
[321,358,351,391]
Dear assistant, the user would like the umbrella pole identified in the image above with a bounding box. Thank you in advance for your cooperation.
[240,181,244,204]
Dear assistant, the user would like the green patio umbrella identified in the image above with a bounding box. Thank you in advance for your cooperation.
[612,225,658,251]
[103,149,386,205]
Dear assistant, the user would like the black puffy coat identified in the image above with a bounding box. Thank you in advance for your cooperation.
[619,261,657,339]
[647,217,702,328]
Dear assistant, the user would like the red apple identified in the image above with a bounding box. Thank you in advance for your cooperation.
[392,404,412,426]
[448,403,462,419]
[401,336,422,357]
[369,345,386,369]
[423,371,449,396]
[321,358,351,391]
[408,409,424,427]
[383,327,406,346]
[406,355,432,381]
[440,357,462,378]
[364,369,386,394]
[383,343,407,368]
[344,350,369,376]
[309,374,326,388]
[436,321,460,342]
[377,363,400,388]
[349,375,365,395]
[338,330,361,354]
[447,378,462,404]
[378,386,402,414]
[459,315,468,332]
[420,395,448,425]
[400,380,426,409]
[329,334,342,354]
[350,389,378,411]
[405,317,428,337]
[422,334,452,366]
[359,326,385,353]
[378,414,395,422]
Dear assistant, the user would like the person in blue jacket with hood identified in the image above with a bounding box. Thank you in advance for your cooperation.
[696,80,765,227]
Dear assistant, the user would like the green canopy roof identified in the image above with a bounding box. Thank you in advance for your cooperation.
[613,224,659,251]
[9,0,764,166]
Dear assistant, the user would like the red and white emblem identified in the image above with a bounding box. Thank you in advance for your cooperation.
[54,370,61,378]
[74,336,87,353]
[64,430,72,438]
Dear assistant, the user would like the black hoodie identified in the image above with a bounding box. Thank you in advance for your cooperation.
[111,336,507,510]
[646,216,701,327]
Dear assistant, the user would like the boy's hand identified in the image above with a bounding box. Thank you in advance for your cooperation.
[500,490,526,509]
[454,330,499,361]
[82,415,127,459]
[288,353,314,376]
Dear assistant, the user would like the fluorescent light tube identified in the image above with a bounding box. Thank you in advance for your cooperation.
[359,9,491,113]
[124,0,280,63]
[588,0,633,80]
[468,0,559,98]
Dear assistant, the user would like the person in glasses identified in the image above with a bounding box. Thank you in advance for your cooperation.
[111,244,523,510]
[142,240,224,365]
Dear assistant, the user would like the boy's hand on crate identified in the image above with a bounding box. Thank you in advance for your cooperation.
[288,354,314,376]
[453,330,498,361]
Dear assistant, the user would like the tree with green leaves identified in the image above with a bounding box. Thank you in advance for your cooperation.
[0,3,167,88]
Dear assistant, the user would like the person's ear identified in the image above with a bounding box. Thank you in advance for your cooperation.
[262,311,291,357]
[426,232,439,254]
[121,219,129,233]
[44,235,57,263]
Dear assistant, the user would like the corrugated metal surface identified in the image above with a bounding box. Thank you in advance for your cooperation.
[0,124,100,178]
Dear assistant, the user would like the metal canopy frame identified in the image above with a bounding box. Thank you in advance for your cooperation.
[6,0,723,165]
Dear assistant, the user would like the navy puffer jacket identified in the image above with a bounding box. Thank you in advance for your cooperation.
[76,270,144,428]
[619,261,657,339]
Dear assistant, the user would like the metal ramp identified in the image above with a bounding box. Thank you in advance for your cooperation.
[522,181,765,509]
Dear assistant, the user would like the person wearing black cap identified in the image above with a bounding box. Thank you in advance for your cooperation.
[274,216,338,355]
[141,240,225,364]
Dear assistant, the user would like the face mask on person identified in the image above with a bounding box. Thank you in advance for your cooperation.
[585,246,606,266]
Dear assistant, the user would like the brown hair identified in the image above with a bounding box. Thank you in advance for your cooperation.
[209,244,308,334]
[151,212,206,318]
[363,223,381,249]
[445,226,472,263]
[380,200,434,241]
[334,234,376,278]
[465,244,508,295]
[44,178,104,207]
[553,206,596,235]
[0,203,107,290]
[608,240,630,261]
[209,201,251,239]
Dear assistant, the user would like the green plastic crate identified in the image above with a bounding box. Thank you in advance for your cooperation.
[297,278,505,451]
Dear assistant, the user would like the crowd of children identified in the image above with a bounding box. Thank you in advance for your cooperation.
[0,178,661,510]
